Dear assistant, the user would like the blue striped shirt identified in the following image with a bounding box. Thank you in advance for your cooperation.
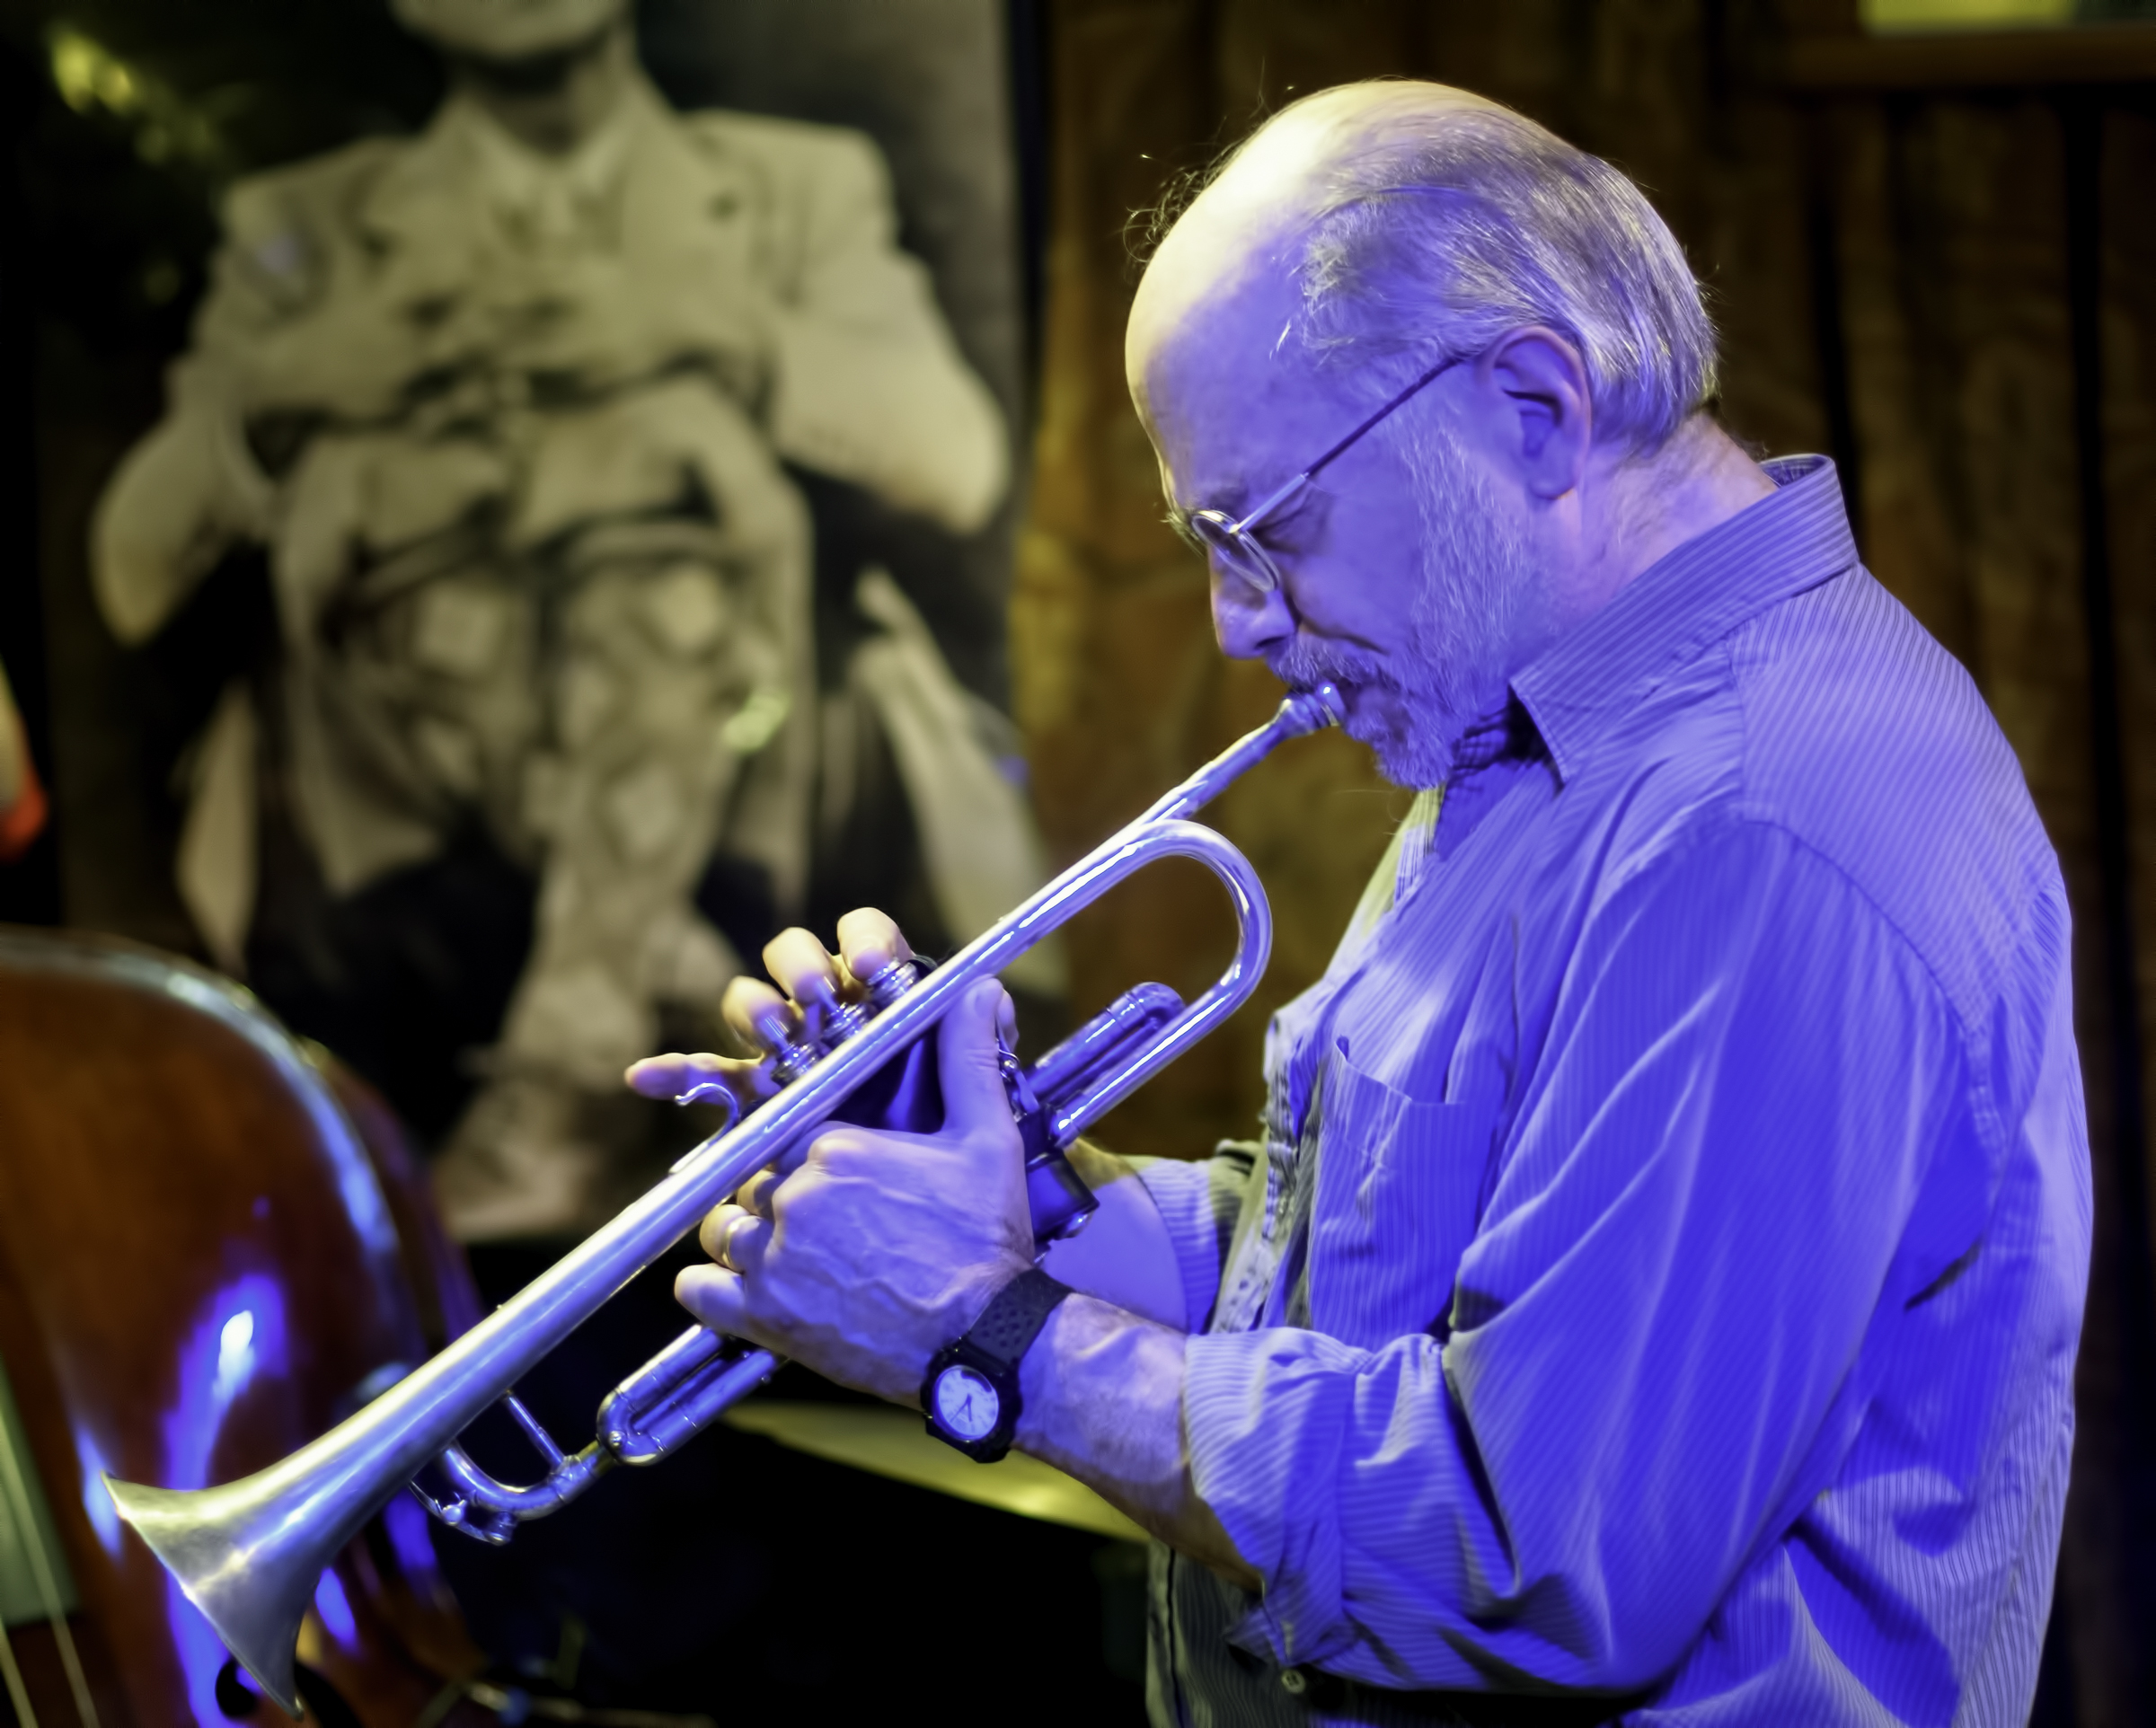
[1134,457,2091,1726]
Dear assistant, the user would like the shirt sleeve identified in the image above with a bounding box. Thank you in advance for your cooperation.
[1182,818,1978,1693]
[763,130,1008,534]
[90,180,291,643]
[1130,1144,1259,1333]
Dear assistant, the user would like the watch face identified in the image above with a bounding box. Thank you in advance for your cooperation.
[932,1365,1002,1442]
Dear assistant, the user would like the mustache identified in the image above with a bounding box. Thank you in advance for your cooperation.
[1269,636,1393,693]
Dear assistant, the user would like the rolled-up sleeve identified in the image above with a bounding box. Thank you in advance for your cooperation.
[1181,821,1981,1692]
[1132,1144,1257,1334]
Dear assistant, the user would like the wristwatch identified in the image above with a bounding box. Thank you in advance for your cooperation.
[920,1267,1072,1462]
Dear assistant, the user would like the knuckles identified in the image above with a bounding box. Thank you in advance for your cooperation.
[805,1125,888,1168]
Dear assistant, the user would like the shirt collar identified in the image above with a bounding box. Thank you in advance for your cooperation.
[438,69,661,213]
[1510,455,1859,786]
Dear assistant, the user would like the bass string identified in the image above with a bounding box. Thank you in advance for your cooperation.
[0,1465,42,1728]
[0,1392,95,1728]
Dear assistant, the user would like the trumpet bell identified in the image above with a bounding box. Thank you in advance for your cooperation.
[104,1468,327,1715]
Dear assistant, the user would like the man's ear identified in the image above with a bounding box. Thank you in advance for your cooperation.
[1472,327,1594,499]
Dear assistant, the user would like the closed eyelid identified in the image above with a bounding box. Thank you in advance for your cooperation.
[1171,471,1318,569]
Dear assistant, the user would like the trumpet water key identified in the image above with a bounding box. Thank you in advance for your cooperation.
[102,684,1344,1716]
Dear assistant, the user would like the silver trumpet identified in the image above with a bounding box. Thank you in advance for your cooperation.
[104,684,1343,1715]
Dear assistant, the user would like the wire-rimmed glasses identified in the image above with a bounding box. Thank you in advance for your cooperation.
[1182,350,1467,595]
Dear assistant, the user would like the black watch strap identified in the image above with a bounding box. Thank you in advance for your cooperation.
[962,1267,1072,1374]
[921,1268,1072,1462]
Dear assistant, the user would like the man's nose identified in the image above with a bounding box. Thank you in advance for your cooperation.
[1211,577,1296,660]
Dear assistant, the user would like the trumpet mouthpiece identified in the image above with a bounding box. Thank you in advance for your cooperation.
[1282,683,1346,735]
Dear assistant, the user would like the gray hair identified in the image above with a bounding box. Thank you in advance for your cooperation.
[1287,96,1719,452]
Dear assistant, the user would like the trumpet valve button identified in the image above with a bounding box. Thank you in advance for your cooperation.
[861,958,922,1011]
[755,1007,822,1087]
[820,1001,872,1046]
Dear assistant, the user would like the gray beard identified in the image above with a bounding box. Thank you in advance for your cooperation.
[1273,422,1542,789]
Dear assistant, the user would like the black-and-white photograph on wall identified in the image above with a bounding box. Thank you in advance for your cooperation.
[13,0,1057,1234]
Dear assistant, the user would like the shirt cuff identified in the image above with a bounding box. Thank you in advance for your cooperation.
[1131,1147,1251,1333]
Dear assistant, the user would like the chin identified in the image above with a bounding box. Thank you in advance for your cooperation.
[1371,740,1451,793]
[1345,689,1466,792]
[1352,719,1451,791]
[397,0,627,58]
[1333,682,1394,742]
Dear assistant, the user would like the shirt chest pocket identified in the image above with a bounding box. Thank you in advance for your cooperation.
[1306,1049,1497,1346]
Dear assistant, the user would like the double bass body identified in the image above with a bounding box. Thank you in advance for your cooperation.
[0,929,483,1724]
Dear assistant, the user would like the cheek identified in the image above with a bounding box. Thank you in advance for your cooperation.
[1305,510,1424,630]
[1287,568,1415,657]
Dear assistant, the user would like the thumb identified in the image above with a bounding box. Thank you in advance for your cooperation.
[934,977,1020,1143]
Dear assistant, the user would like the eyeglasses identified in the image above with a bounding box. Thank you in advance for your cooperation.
[1182,351,1467,595]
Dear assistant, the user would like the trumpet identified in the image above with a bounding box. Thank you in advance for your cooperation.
[105,683,1343,1715]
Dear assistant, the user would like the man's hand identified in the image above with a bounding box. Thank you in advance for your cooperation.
[645,912,1037,1405]
[626,906,1192,1332]
[625,905,1259,1588]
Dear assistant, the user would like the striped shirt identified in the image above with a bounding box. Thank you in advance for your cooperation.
[1134,457,2091,1726]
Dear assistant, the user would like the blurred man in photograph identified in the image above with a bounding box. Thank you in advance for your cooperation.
[94,0,1015,1239]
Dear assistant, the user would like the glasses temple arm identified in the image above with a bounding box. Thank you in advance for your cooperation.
[1300,352,1464,483]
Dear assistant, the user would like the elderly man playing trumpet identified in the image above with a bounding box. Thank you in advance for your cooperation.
[631,83,2089,1726]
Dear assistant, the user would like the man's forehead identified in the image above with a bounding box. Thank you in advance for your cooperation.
[1127,83,1498,459]
[1126,112,1348,403]
[1135,269,1312,505]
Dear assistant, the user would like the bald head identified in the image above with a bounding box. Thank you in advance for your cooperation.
[1129,81,1717,456]
[1128,84,1500,381]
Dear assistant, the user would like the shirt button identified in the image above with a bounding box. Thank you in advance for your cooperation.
[1282,1667,1347,1707]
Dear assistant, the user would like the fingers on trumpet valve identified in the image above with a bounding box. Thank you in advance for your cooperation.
[761,912,913,1021]
[834,907,912,988]
[762,928,849,1017]
[722,975,801,1054]
[632,911,923,1105]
